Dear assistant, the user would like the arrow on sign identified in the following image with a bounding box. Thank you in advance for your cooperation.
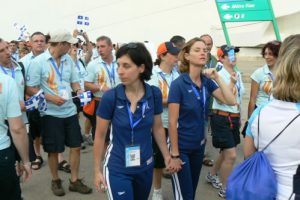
[223,14,233,20]
[221,4,230,10]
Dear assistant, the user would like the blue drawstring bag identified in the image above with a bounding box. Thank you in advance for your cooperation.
[226,151,277,200]
[227,112,300,200]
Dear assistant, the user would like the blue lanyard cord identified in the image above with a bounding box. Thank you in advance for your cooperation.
[191,84,206,117]
[103,62,116,86]
[159,71,173,88]
[75,60,81,71]
[236,74,241,98]
[126,101,147,145]
[0,65,15,79]
[50,58,64,82]
[268,72,274,81]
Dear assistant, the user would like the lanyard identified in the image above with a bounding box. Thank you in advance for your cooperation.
[126,101,147,145]
[50,58,64,82]
[75,60,81,71]
[236,74,241,98]
[159,71,173,88]
[0,65,15,79]
[268,72,274,81]
[103,62,116,86]
[191,84,206,117]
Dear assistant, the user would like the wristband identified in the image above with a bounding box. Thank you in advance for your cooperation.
[171,154,180,159]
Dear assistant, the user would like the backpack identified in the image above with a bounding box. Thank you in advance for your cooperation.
[227,111,300,200]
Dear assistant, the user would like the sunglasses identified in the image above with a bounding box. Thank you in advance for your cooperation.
[126,43,138,49]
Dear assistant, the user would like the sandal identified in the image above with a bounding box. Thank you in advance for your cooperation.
[58,160,71,173]
[202,158,214,167]
[31,156,44,170]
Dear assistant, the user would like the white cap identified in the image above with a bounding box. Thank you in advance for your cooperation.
[49,29,78,44]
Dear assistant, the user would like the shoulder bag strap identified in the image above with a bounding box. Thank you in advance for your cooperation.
[258,111,300,151]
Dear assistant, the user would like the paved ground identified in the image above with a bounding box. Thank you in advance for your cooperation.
[22,56,265,200]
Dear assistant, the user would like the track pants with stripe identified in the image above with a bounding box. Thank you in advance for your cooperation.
[171,145,205,200]
[104,166,153,200]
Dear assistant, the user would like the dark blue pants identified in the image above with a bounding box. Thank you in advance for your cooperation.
[0,147,22,200]
[171,145,205,200]
[105,167,153,200]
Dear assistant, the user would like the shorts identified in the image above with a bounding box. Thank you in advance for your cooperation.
[28,110,41,139]
[211,113,240,150]
[152,128,168,169]
[41,115,83,153]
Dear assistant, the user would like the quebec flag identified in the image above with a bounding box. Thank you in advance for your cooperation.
[25,89,47,112]
[77,15,90,26]
[80,91,92,106]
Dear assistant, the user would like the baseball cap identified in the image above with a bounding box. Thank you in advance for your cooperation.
[217,45,240,58]
[48,29,78,44]
[157,42,180,57]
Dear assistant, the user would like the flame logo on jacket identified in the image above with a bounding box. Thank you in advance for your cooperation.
[47,66,58,94]
[262,78,273,95]
[159,80,168,101]
[97,68,106,86]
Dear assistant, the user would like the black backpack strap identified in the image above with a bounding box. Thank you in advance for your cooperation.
[258,111,300,151]
[18,62,26,80]
[18,62,26,101]
[78,58,86,68]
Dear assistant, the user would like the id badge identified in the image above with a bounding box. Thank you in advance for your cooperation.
[58,85,69,100]
[125,145,141,167]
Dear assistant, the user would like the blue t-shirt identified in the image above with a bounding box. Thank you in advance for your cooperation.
[97,83,163,174]
[168,73,218,151]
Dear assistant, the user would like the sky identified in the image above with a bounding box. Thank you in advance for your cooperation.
[1,0,300,47]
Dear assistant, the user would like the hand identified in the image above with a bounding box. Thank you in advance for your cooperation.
[202,68,219,80]
[51,95,66,106]
[76,89,83,96]
[164,156,183,173]
[94,171,107,193]
[19,101,26,112]
[22,162,32,182]
[230,72,238,84]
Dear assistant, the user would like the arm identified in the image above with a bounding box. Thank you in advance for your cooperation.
[71,82,83,95]
[168,103,180,156]
[26,86,65,106]
[152,114,182,172]
[8,116,32,182]
[243,136,256,159]
[203,68,236,105]
[248,80,259,119]
[83,34,93,64]
[93,116,110,192]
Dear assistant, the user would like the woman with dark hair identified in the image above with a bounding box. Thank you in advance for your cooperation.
[168,38,236,200]
[245,34,300,200]
[247,40,281,118]
[93,42,180,200]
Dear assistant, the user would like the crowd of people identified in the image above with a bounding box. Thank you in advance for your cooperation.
[0,28,299,200]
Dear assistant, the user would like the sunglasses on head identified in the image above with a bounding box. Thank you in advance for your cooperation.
[126,43,138,49]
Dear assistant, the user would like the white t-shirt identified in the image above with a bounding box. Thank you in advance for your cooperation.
[247,99,300,200]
